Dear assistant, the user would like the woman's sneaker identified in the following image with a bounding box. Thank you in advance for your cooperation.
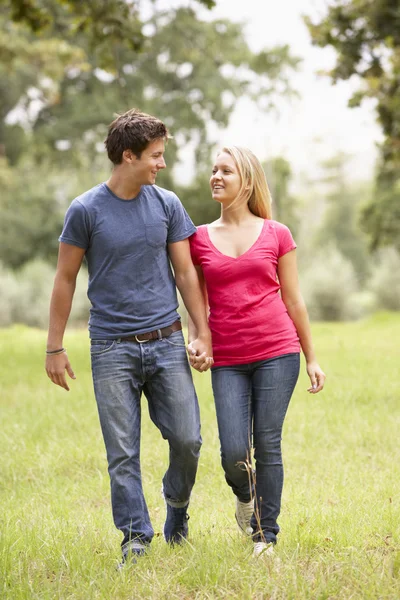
[235,498,254,536]
[253,542,274,558]
[117,540,148,569]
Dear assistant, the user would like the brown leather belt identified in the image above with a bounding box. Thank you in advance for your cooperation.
[122,320,182,343]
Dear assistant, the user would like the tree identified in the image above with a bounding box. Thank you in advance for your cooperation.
[0,4,299,268]
[305,0,400,250]
[0,13,86,164]
[29,7,298,170]
[0,159,64,268]
[313,154,370,283]
[361,174,400,251]
[263,157,299,237]
[1,4,298,166]
[2,0,215,69]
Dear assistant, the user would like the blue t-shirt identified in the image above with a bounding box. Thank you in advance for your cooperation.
[59,183,196,339]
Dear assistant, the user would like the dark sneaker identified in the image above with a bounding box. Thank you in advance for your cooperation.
[164,503,189,545]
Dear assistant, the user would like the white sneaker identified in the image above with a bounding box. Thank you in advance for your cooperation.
[235,498,254,536]
[253,542,274,558]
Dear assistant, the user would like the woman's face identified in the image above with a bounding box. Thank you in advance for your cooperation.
[210,152,242,205]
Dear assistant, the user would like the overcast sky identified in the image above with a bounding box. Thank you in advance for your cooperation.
[163,0,383,184]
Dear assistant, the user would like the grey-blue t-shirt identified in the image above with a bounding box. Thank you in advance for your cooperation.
[59,183,196,339]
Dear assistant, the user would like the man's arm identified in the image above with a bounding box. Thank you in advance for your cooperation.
[168,239,213,371]
[45,242,86,391]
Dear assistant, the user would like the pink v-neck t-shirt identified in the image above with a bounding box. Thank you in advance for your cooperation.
[189,219,300,367]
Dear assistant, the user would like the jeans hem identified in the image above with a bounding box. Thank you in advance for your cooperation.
[165,498,190,509]
[235,493,253,504]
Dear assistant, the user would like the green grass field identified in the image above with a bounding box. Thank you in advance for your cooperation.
[1,314,399,599]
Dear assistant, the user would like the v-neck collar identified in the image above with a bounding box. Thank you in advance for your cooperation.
[205,220,267,260]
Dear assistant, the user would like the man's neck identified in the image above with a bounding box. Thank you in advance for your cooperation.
[106,170,141,200]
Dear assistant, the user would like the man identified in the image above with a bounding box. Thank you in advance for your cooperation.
[45,108,213,565]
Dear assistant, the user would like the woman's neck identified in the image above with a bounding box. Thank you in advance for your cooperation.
[219,203,258,226]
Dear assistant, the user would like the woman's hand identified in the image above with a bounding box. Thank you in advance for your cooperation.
[306,361,326,393]
[187,336,214,372]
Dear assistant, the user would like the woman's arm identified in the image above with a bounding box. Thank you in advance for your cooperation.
[277,250,326,393]
[187,265,211,371]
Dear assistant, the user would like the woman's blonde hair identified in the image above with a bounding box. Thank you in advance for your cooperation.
[220,146,272,219]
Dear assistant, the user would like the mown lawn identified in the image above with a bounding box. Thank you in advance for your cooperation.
[0,314,399,599]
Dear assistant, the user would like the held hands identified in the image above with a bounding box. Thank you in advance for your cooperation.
[45,351,76,391]
[306,361,326,394]
[187,335,214,372]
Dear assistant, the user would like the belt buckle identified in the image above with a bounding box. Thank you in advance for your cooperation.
[134,335,150,343]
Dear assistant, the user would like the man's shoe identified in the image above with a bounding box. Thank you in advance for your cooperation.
[235,498,254,536]
[253,541,274,558]
[164,503,189,545]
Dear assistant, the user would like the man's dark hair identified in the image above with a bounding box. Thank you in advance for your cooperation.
[105,108,170,164]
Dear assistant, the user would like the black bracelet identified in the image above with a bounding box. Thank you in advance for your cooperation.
[46,348,66,355]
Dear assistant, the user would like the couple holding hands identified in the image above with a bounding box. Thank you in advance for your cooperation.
[45,109,325,565]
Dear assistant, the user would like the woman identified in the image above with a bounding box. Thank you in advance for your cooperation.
[188,146,325,558]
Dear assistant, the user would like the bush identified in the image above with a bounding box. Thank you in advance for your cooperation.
[0,264,19,326]
[0,260,90,329]
[367,248,400,311]
[13,260,56,328]
[299,246,367,321]
[69,267,91,326]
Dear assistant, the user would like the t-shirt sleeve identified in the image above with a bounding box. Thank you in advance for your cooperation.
[167,194,196,243]
[277,223,297,257]
[59,200,91,250]
[189,232,200,266]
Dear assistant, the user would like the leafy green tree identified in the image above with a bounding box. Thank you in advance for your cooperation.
[0,13,86,164]
[263,157,299,236]
[313,154,370,283]
[305,0,400,250]
[2,0,215,69]
[0,158,81,268]
[30,7,298,169]
[0,4,298,266]
[360,161,400,252]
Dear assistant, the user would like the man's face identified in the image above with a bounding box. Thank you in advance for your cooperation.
[129,138,167,185]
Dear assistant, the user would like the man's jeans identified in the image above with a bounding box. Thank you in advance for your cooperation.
[211,353,300,544]
[90,330,201,547]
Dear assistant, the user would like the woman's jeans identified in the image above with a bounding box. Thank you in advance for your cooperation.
[90,330,202,548]
[211,353,300,544]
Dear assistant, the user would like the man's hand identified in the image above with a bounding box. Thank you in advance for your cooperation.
[187,336,214,372]
[45,352,76,391]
